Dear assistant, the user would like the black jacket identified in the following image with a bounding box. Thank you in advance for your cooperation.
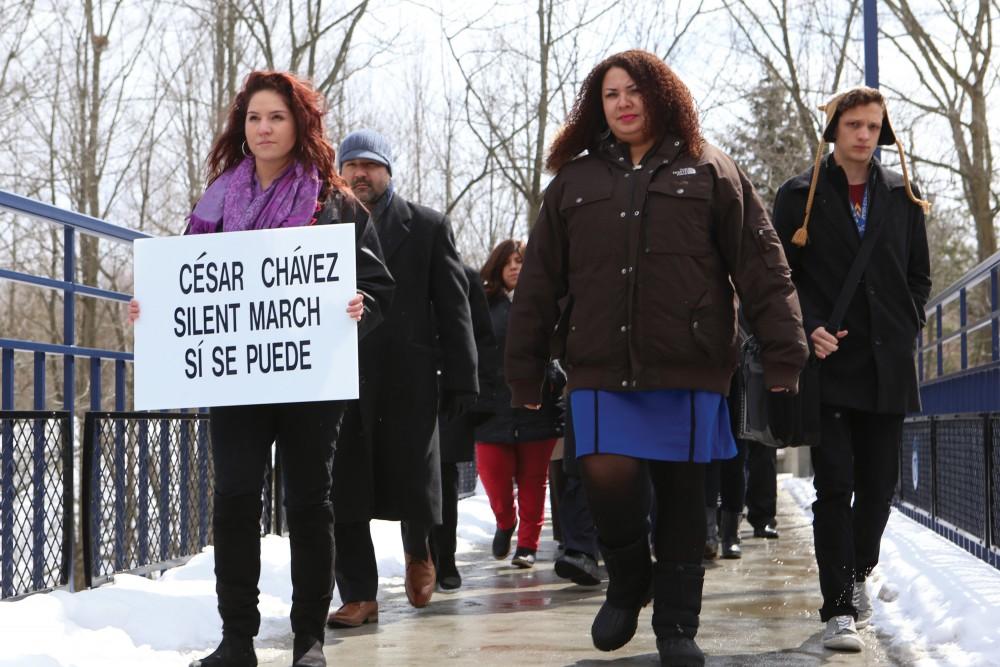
[439,265,495,463]
[476,295,565,444]
[319,192,395,340]
[332,193,477,523]
[772,154,931,414]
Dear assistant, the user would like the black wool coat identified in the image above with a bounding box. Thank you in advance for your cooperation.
[475,295,565,444]
[772,154,931,414]
[439,265,496,463]
[332,193,478,524]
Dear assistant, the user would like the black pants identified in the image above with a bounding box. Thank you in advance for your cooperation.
[811,405,902,621]
[559,403,600,558]
[335,519,432,602]
[210,400,345,639]
[430,460,460,568]
[746,441,777,529]
[704,439,747,513]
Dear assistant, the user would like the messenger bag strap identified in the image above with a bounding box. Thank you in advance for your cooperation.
[826,191,890,331]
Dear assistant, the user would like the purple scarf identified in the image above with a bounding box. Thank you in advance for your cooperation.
[187,158,321,234]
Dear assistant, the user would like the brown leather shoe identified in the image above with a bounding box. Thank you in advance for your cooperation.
[326,600,378,628]
[404,553,436,608]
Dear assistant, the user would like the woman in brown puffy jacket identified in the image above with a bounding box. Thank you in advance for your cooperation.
[504,50,808,666]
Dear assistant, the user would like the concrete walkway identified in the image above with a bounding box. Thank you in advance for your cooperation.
[263,487,900,666]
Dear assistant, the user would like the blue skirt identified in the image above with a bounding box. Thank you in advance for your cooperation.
[570,389,737,463]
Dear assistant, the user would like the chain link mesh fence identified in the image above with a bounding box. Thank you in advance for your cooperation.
[0,411,72,599]
[82,412,276,587]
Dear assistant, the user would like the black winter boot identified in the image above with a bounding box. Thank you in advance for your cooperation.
[213,493,264,639]
[285,503,335,665]
[652,562,706,667]
[189,634,257,667]
[591,537,652,651]
[703,507,718,560]
[720,511,742,559]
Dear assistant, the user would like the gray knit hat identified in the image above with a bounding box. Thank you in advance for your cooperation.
[337,129,393,174]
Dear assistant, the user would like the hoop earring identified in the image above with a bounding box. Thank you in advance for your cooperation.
[242,140,250,157]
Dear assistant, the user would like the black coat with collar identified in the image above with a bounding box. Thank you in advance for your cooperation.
[332,192,477,523]
[439,264,496,463]
[772,154,931,414]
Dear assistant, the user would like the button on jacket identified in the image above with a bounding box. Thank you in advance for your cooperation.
[505,135,808,406]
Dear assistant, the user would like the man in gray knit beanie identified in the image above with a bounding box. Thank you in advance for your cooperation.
[327,129,478,627]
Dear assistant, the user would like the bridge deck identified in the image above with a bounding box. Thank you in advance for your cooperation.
[259,488,898,666]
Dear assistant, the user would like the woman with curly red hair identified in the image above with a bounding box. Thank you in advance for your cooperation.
[505,50,807,664]
[131,70,393,667]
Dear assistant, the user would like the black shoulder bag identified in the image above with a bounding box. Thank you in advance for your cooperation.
[737,213,887,448]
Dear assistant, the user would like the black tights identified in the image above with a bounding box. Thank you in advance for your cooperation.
[581,454,705,564]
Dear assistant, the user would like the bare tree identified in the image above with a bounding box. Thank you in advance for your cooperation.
[722,0,863,148]
[236,0,371,96]
[444,0,617,233]
[881,0,999,262]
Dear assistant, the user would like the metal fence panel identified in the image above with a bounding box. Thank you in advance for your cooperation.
[82,412,278,587]
[992,417,1000,554]
[900,419,933,515]
[457,460,477,499]
[935,416,986,540]
[0,411,72,599]
[82,413,213,586]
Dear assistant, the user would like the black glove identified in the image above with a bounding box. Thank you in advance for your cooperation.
[440,390,477,422]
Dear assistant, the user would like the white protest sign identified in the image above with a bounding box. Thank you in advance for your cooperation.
[133,224,358,410]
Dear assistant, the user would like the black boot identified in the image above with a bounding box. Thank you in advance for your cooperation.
[720,511,742,559]
[591,537,652,651]
[285,503,335,667]
[703,507,718,560]
[431,521,462,590]
[189,634,257,667]
[652,562,705,667]
[213,494,263,641]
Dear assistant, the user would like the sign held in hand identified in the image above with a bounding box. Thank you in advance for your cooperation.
[133,224,358,410]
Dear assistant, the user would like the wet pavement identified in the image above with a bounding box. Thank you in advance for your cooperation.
[261,487,899,666]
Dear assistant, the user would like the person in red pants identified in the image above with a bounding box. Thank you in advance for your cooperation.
[474,239,565,568]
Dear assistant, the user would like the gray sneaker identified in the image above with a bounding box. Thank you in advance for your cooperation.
[822,615,864,652]
[853,580,872,629]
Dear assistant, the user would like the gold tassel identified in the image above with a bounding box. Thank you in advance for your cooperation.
[793,138,827,247]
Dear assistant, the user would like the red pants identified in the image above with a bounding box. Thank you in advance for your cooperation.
[476,438,557,551]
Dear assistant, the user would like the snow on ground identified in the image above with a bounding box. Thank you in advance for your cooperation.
[0,483,497,667]
[5,476,1000,666]
[784,476,1000,667]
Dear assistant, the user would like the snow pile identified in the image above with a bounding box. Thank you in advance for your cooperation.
[0,488,497,667]
[784,476,1000,666]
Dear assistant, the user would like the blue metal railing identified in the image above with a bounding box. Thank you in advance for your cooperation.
[0,189,147,418]
[915,249,1000,414]
[1,189,148,595]
[899,250,1000,571]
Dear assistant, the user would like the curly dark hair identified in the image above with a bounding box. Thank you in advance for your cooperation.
[481,239,525,301]
[206,70,350,201]
[546,49,703,172]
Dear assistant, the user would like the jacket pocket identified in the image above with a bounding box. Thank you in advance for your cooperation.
[559,182,614,214]
[749,221,785,269]
[644,177,714,256]
[690,291,738,366]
